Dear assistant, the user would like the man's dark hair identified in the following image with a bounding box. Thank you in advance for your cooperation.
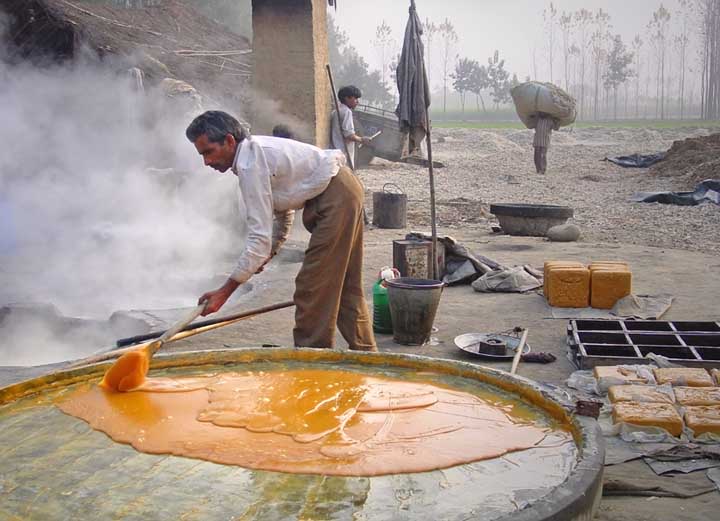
[186,110,246,144]
[272,124,294,139]
[338,85,362,103]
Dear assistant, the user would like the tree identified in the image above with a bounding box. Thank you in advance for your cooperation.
[603,35,634,119]
[487,50,511,109]
[422,18,438,89]
[438,18,459,113]
[590,9,611,120]
[372,20,396,92]
[327,16,393,108]
[529,40,540,80]
[647,5,671,119]
[452,58,476,115]
[573,9,594,119]
[699,0,720,120]
[559,11,575,92]
[675,0,692,119]
[543,3,559,83]
[631,35,644,118]
[568,43,581,95]
[469,62,490,112]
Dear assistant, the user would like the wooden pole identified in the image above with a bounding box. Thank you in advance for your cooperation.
[413,0,438,280]
[426,120,439,280]
[326,63,370,224]
[326,64,355,170]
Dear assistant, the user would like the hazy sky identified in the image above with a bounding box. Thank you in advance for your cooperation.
[333,0,689,85]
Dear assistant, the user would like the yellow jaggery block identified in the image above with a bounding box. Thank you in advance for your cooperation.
[653,368,715,387]
[608,384,674,404]
[684,406,720,436]
[547,267,590,308]
[612,402,684,436]
[590,269,632,309]
[593,366,650,386]
[543,261,585,295]
[590,261,629,271]
[674,387,720,406]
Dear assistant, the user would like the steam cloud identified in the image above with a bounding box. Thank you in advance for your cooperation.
[0,34,251,364]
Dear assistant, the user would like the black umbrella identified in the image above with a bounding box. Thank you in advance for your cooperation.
[395,0,439,279]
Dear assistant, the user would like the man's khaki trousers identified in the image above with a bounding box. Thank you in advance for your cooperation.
[293,167,377,351]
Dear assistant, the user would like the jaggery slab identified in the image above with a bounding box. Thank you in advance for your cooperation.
[684,406,720,436]
[713,368,720,385]
[653,367,714,387]
[594,366,649,393]
[612,402,684,436]
[593,365,649,385]
[590,269,632,309]
[674,386,720,406]
[547,267,590,308]
[608,385,674,404]
[589,261,629,270]
[543,261,585,295]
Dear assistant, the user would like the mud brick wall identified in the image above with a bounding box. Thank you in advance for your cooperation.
[251,0,331,147]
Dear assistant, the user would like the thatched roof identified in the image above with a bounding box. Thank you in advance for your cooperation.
[0,0,252,103]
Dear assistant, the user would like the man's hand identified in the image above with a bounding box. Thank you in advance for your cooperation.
[360,136,372,146]
[198,279,240,316]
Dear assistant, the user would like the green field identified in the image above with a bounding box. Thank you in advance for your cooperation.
[432,119,720,130]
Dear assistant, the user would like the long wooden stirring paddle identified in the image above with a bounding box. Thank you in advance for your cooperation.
[510,328,529,375]
[68,301,295,369]
[100,303,207,392]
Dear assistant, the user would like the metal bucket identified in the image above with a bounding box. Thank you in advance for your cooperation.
[372,183,407,229]
[386,277,444,345]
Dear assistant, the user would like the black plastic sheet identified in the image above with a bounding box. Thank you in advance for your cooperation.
[632,179,720,206]
[604,152,666,168]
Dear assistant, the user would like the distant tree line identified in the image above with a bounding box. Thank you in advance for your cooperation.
[700,0,720,119]
[422,18,524,116]
[538,0,720,121]
[327,16,395,109]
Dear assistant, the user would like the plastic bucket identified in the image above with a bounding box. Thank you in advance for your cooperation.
[386,278,444,345]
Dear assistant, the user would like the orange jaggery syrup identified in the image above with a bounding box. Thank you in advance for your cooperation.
[59,368,569,476]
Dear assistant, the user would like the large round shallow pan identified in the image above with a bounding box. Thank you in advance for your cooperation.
[0,348,603,521]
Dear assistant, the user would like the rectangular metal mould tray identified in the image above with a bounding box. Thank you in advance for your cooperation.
[567,319,720,369]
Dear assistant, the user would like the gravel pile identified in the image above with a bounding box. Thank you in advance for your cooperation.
[359,126,720,254]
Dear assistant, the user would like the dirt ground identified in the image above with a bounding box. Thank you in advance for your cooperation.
[361,126,720,254]
[3,126,720,519]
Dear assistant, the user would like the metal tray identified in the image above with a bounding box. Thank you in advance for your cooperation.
[567,319,720,369]
[455,333,531,360]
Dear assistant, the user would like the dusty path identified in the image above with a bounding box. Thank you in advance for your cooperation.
[360,126,720,254]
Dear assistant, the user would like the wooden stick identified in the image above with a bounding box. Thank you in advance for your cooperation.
[68,301,295,368]
[426,121,439,280]
[117,300,295,346]
[326,64,355,170]
[510,329,529,375]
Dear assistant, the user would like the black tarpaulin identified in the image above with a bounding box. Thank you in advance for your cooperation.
[632,179,720,206]
[604,153,666,168]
